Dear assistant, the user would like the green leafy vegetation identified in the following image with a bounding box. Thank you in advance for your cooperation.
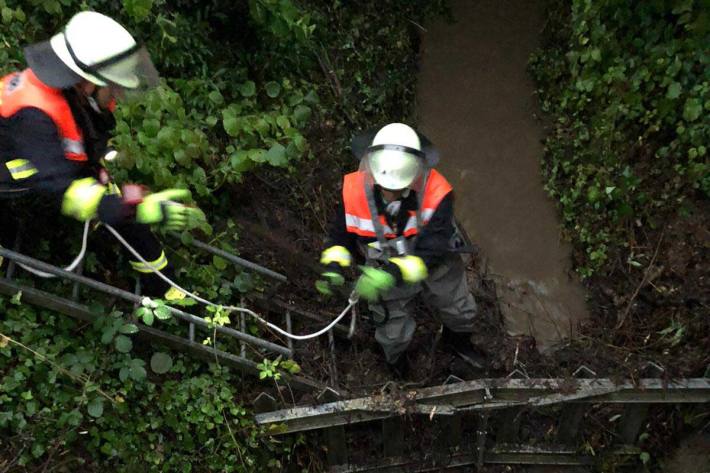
[529,4,709,432]
[0,297,294,470]
[0,0,446,470]
[530,0,708,278]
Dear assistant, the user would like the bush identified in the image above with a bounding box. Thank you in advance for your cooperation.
[0,296,299,471]
[529,0,709,277]
[0,0,447,470]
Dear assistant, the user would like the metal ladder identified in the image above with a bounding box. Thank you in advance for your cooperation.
[254,373,710,471]
[0,230,326,392]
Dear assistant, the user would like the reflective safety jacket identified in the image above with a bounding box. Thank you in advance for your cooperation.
[343,169,452,239]
[327,169,457,268]
[0,69,88,162]
[0,68,125,224]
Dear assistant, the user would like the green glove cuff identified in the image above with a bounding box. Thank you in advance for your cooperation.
[322,271,345,286]
[136,199,164,224]
[315,271,345,296]
[315,280,333,296]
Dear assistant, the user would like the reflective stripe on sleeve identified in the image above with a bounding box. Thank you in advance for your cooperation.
[6,159,38,180]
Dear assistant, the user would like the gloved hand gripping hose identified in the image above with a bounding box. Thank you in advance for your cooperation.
[136,189,205,231]
[13,218,357,341]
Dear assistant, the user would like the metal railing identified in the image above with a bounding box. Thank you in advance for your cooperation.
[0,232,333,392]
[254,376,710,470]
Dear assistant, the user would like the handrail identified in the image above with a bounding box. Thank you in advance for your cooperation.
[0,278,323,392]
[169,232,287,282]
[0,247,292,357]
[255,378,710,434]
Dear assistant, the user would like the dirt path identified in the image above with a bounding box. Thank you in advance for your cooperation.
[416,0,589,352]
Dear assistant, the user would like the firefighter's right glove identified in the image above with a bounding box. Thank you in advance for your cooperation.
[354,266,396,302]
[136,189,202,231]
[62,177,107,221]
[316,245,352,296]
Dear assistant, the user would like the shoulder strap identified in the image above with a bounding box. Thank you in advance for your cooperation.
[363,180,391,257]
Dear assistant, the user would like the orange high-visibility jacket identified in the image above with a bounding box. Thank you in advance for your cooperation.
[342,169,453,239]
[0,69,88,162]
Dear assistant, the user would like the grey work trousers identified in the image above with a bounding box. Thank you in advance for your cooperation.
[370,253,477,363]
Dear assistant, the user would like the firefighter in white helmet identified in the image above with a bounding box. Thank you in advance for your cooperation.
[0,11,202,299]
[317,123,481,376]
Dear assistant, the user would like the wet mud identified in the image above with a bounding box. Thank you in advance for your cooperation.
[416,0,589,352]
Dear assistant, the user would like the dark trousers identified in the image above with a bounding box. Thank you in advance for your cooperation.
[0,193,173,297]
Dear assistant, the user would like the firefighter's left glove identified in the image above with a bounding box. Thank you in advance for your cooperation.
[388,255,428,284]
[136,189,203,231]
[315,271,345,296]
[354,266,396,302]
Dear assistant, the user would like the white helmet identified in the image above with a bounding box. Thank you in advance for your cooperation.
[364,123,424,190]
[24,11,158,90]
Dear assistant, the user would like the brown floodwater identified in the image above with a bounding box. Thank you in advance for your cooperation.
[416,0,589,352]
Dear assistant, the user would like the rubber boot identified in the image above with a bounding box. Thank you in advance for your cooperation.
[139,272,171,298]
[441,327,486,370]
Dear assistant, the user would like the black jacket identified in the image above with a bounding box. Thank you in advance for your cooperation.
[0,89,125,223]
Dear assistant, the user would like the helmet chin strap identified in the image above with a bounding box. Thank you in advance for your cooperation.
[378,187,410,217]
[87,91,102,113]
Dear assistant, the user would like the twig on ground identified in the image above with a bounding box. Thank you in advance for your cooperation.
[0,333,115,403]
[616,227,666,329]
[407,19,427,32]
[221,408,248,470]
[0,446,24,473]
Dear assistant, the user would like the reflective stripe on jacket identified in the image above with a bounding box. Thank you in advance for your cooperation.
[0,69,88,162]
[342,169,453,239]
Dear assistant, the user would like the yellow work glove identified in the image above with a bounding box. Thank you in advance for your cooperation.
[136,189,203,231]
[61,177,107,221]
[316,245,352,296]
[388,255,428,284]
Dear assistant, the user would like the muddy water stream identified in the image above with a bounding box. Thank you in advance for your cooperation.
[417,0,589,352]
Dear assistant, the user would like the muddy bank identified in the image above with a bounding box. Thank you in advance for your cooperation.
[416,0,589,352]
